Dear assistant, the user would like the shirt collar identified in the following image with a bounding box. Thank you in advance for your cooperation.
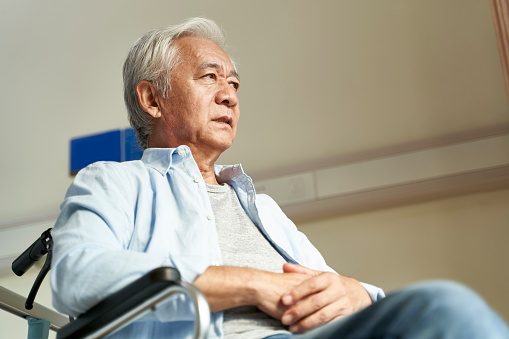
[141,147,247,182]
[141,147,180,175]
[214,163,245,182]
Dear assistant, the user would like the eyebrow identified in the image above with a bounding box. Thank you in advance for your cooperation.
[199,62,240,81]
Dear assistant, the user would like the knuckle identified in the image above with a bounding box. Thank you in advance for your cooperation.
[307,278,319,291]
[317,310,329,324]
[312,296,324,311]
[295,319,312,333]
[289,306,303,319]
[291,311,301,320]
[296,311,328,333]
[329,273,341,283]
[324,275,335,285]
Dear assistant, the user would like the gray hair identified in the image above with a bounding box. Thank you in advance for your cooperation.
[123,17,227,149]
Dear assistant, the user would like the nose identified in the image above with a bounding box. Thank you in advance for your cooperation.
[215,81,238,107]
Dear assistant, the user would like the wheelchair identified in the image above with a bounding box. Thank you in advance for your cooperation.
[2,228,211,338]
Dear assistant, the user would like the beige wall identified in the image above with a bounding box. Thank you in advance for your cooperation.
[299,188,509,322]
[0,0,508,337]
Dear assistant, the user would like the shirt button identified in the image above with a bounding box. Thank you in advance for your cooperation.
[178,149,185,156]
[207,214,214,221]
[194,177,201,183]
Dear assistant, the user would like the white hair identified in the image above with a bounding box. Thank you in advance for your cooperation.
[123,17,228,149]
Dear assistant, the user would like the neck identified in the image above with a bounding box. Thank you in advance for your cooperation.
[200,167,219,185]
[189,147,222,185]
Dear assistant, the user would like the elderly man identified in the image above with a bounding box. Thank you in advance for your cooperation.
[51,17,508,339]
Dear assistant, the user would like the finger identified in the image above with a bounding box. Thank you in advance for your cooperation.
[282,279,338,325]
[282,273,331,306]
[283,263,317,276]
[289,303,343,334]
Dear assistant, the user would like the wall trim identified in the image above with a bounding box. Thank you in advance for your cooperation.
[251,124,509,180]
[255,132,509,223]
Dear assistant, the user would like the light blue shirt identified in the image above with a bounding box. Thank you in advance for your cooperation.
[51,147,384,339]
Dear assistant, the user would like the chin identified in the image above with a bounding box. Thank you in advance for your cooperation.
[214,140,234,153]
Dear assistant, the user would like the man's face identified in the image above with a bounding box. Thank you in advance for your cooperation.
[155,35,240,155]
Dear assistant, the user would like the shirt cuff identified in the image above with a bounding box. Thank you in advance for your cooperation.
[360,282,385,302]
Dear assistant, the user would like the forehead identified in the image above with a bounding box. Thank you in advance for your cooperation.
[174,36,235,73]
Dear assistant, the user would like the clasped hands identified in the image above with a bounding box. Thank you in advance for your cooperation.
[259,263,372,334]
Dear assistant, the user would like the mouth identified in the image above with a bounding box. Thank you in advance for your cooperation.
[213,116,233,126]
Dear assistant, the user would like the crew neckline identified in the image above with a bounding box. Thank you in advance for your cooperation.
[205,182,231,193]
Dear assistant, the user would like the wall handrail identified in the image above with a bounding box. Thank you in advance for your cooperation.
[0,285,68,332]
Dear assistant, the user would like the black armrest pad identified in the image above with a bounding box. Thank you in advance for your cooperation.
[57,267,181,339]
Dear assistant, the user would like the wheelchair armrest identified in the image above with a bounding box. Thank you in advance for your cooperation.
[57,267,210,339]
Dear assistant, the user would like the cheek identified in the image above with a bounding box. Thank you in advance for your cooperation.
[232,120,239,137]
[234,108,240,124]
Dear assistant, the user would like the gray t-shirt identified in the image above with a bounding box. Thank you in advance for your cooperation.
[206,183,292,339]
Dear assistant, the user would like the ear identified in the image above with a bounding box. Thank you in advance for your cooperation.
[136,80,162,118]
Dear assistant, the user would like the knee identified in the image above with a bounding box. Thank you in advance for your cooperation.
[370,281,509,338]
[428,280,472,297]
[404,280,483,314]
[399,280,508,336]
[410,280,476,300]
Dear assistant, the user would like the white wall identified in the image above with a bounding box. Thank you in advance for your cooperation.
[0,0,508,337]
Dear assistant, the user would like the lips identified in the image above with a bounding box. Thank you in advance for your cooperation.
[213,116,233,126]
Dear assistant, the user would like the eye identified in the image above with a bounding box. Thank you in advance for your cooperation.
[204,73,216,80]
[229,81,240,90]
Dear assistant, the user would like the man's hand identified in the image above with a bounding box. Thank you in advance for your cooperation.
[193,265,310,318]
[254,270,311,319]
[280,263,372,334]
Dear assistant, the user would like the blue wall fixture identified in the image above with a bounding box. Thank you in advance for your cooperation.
[124,127,144,161]
[70,128,143,174]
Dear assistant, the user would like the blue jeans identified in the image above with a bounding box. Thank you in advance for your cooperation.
[266,280,509,339]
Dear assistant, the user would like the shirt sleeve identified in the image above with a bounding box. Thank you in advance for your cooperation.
[50,162,197,321]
